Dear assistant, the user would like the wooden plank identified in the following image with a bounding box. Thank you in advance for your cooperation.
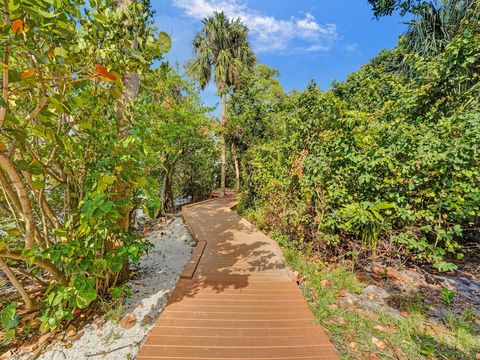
[153,318,320,328]
[138,358,333,360]
[164,305,311,314]
[138,345,338,358]
[168,291,304,301]
[147,326,328,338]
[180,241,206,279]
[160,311,315,321]
[137,194,338,360]
[142,335,331,347]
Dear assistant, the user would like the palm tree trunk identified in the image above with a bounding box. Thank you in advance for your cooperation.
[220,93,227,196]
[231,143,240,192]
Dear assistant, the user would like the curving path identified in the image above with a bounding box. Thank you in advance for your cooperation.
[137,194,339,359]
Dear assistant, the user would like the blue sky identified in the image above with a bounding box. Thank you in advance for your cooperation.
[153,0,409,112]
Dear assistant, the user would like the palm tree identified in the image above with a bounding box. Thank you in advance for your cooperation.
[187,11,255,196]
[404,0,478,56]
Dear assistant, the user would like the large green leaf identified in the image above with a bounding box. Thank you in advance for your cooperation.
[75,288,97,309]
[158,32,172,54]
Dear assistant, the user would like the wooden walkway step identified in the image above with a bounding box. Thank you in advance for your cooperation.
[137,194,338,360]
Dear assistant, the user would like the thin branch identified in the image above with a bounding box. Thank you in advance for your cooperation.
[8,96,48,158]
[0,249,66,284]
[0,153,38,248]
[0,257,34,309]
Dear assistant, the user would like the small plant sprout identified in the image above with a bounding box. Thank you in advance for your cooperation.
[441,287,456,306]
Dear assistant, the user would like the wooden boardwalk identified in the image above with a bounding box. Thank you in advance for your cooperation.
[137,194,338,359]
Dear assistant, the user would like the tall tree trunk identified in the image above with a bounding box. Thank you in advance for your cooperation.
[115,0,139,230]
[0,0,10,127]
[220,93,227,196]
[160,166,174,214]
[0,258,34,310]
[231,143,240,192]
[113,0,139,283]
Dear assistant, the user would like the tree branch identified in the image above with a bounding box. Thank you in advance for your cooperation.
[0,153,37,248]
[0,257,34,309]
[0,249,65,284]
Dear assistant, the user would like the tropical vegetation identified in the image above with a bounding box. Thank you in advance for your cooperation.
[0,0,479,358]
[0,0,216,345]
[230,0,480,271]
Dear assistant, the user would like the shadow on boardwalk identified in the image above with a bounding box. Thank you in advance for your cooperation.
[169,194,287,303]
[137,193,339,360]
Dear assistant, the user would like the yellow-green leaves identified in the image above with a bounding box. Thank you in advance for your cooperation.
[97,175,117,192]
[158,31,172,53]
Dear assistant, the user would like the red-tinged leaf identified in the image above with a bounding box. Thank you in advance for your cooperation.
[21,68,36,79]
[47,48,55,58]
[12,19,24,33]
[93,64,116,82]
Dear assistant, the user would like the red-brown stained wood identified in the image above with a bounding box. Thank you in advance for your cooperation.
[137,194,339,359]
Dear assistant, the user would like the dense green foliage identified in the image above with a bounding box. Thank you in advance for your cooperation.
[135,63,217,215]
[232,15,480,271]
[0,0,215,339]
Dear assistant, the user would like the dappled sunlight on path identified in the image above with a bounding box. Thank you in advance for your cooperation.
[137,194,338,359]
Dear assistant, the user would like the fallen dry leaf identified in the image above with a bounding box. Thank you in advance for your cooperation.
[349,341,359,350]
[143,315,154,324]
[0,350,12,360]
[337,289,347,297]
[392,345,408,360]
[70,330,84,341]
[355,308,371,318]
[66,324,76,338]
[400,311,409,318]
[356,274,366,282]
[320,279,332,288]
[372,265,386,275]
[332,316,347,325]
[21,311,38,323]
[371,336,386,349]
[119,313,136,329]
[38,332,51,344]
[374,324,396,334]
[386,267,410,282]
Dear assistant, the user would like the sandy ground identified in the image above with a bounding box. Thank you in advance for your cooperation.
[23,216,193,360]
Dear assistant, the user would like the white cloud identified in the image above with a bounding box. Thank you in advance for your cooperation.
[343,43,360,54]
[172,0,338,53]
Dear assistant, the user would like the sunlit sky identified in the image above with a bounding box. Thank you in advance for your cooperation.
[153,0,409,113]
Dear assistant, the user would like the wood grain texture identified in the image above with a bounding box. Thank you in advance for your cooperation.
[137,194,339,359]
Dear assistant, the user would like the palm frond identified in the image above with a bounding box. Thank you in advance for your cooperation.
[186,11,256,92]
